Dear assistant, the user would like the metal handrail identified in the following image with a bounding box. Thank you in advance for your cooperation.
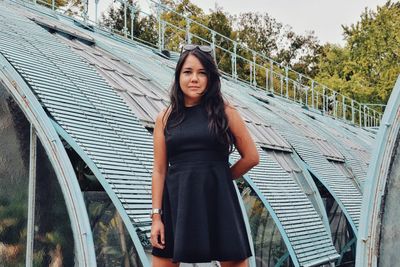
[21,0,382,127]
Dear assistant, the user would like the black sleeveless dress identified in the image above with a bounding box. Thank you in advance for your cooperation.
[151,103,253,263]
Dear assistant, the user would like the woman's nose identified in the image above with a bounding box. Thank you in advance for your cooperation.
[191,73,199,82]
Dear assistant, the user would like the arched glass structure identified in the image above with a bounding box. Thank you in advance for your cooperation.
[0,83,30,265]
[0,83,75,266]
[236,178,293,267]
[64,142,144,267]
[313,178,356,266]
[33,141,75,266]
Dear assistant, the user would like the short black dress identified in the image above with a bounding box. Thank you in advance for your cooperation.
[151,102,253,263]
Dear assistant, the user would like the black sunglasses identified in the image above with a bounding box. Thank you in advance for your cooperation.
[181,44,213,54]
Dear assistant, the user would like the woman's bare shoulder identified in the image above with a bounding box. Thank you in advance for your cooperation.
[223,100,238,118]
[156,106,172,127]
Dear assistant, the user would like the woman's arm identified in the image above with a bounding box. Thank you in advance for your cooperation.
[151,109,169,221]
[150,109,170,250]
[225,104,260,179]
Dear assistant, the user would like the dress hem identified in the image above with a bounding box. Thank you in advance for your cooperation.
[151,251,253,264]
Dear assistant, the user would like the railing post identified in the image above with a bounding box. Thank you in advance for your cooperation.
[82,0,88,21]
[298,74,303,104]
[161,21,165,50]
[211,31,216,60]
[252,52,257,87]
[322,86,326,115]
[280,74,283,96]
[123,0,128,38]
[311,80,315,108]
[265,68,269,91]
[95,0,99,24]
[305,85,308,107]
[269,59,273,93]
[186,18,191,44]
[332,91,337,117]
[351,99,355,124]
[373,109,376,127]
[285,66,289,98]
[316,91,319,110]
[249,62,253,85]
[359,103,362,127]
[130,2,135,40]
[364,105,367,127]
[157,4,162,51]
[52,0,55,10]
[232,42,237,80]
[342,95,346,121]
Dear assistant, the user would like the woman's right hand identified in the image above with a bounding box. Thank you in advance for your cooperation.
[151,217,165,249]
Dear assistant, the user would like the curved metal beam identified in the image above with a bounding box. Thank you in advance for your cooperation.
[0,54,96,266]
[232,181,257,267]
[51,120,150,267]
[239,173,300,267]
[304,164,358,237]
[290,151,333,239]
[356,75,400,267]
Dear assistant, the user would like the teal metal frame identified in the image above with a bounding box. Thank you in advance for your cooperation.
[232,180,257,267]
[239,173,301,267]
[303,164,358,237]
[290,151,333,239]
[51,120,150,267]
[356,75,400,267]
[0,54,97,266]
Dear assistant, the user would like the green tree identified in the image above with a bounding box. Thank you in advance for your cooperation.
[317,1,400,105]
[101,2,158,46]
[206,6,234,73]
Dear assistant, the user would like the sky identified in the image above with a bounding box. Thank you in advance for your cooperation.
[87,0,389,45]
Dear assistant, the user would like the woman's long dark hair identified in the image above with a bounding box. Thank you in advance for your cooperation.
[163,48,235,154]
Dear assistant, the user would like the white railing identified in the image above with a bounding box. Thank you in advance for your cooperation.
[19,0,383,127]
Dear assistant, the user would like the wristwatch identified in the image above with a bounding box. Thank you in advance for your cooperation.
[150,208,163,218]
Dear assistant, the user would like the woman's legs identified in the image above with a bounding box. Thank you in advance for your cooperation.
[152,255,180,267]
[220,258,249,267]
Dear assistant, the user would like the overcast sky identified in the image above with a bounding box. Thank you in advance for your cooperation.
[88,0,389,45]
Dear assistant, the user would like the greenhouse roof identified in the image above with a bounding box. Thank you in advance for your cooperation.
[0,1,377,266]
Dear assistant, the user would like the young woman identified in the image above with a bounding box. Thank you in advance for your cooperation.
[151,44,259,267]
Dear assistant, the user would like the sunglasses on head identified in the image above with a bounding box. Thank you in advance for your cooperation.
[181,44,213,54]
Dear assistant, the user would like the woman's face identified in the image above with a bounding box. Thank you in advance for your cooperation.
[179,54,208,105]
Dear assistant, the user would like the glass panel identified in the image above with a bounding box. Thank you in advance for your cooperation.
[314,178,356,266]
[236,178,293,267]
[63,140,144,266]
[33,140,75,266]
[84,191,143,267]
[0,84,30,265]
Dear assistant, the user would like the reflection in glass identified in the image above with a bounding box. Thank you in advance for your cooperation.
[61,130,144,266]
[236,178,293,267]
[0,85,30,266]
[314,178,356,266]
[84,191,143,267]
[33,141,75,266]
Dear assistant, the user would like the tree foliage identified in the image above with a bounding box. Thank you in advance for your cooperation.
[316,1,400,104]
[100,0,399,106]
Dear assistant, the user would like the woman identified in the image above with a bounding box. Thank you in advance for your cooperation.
[151,44,259,267]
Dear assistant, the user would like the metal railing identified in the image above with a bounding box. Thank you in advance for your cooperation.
[20,0,383,128]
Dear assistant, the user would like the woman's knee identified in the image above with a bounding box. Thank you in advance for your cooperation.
[152,255,180,267]
[220,258,249,267]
